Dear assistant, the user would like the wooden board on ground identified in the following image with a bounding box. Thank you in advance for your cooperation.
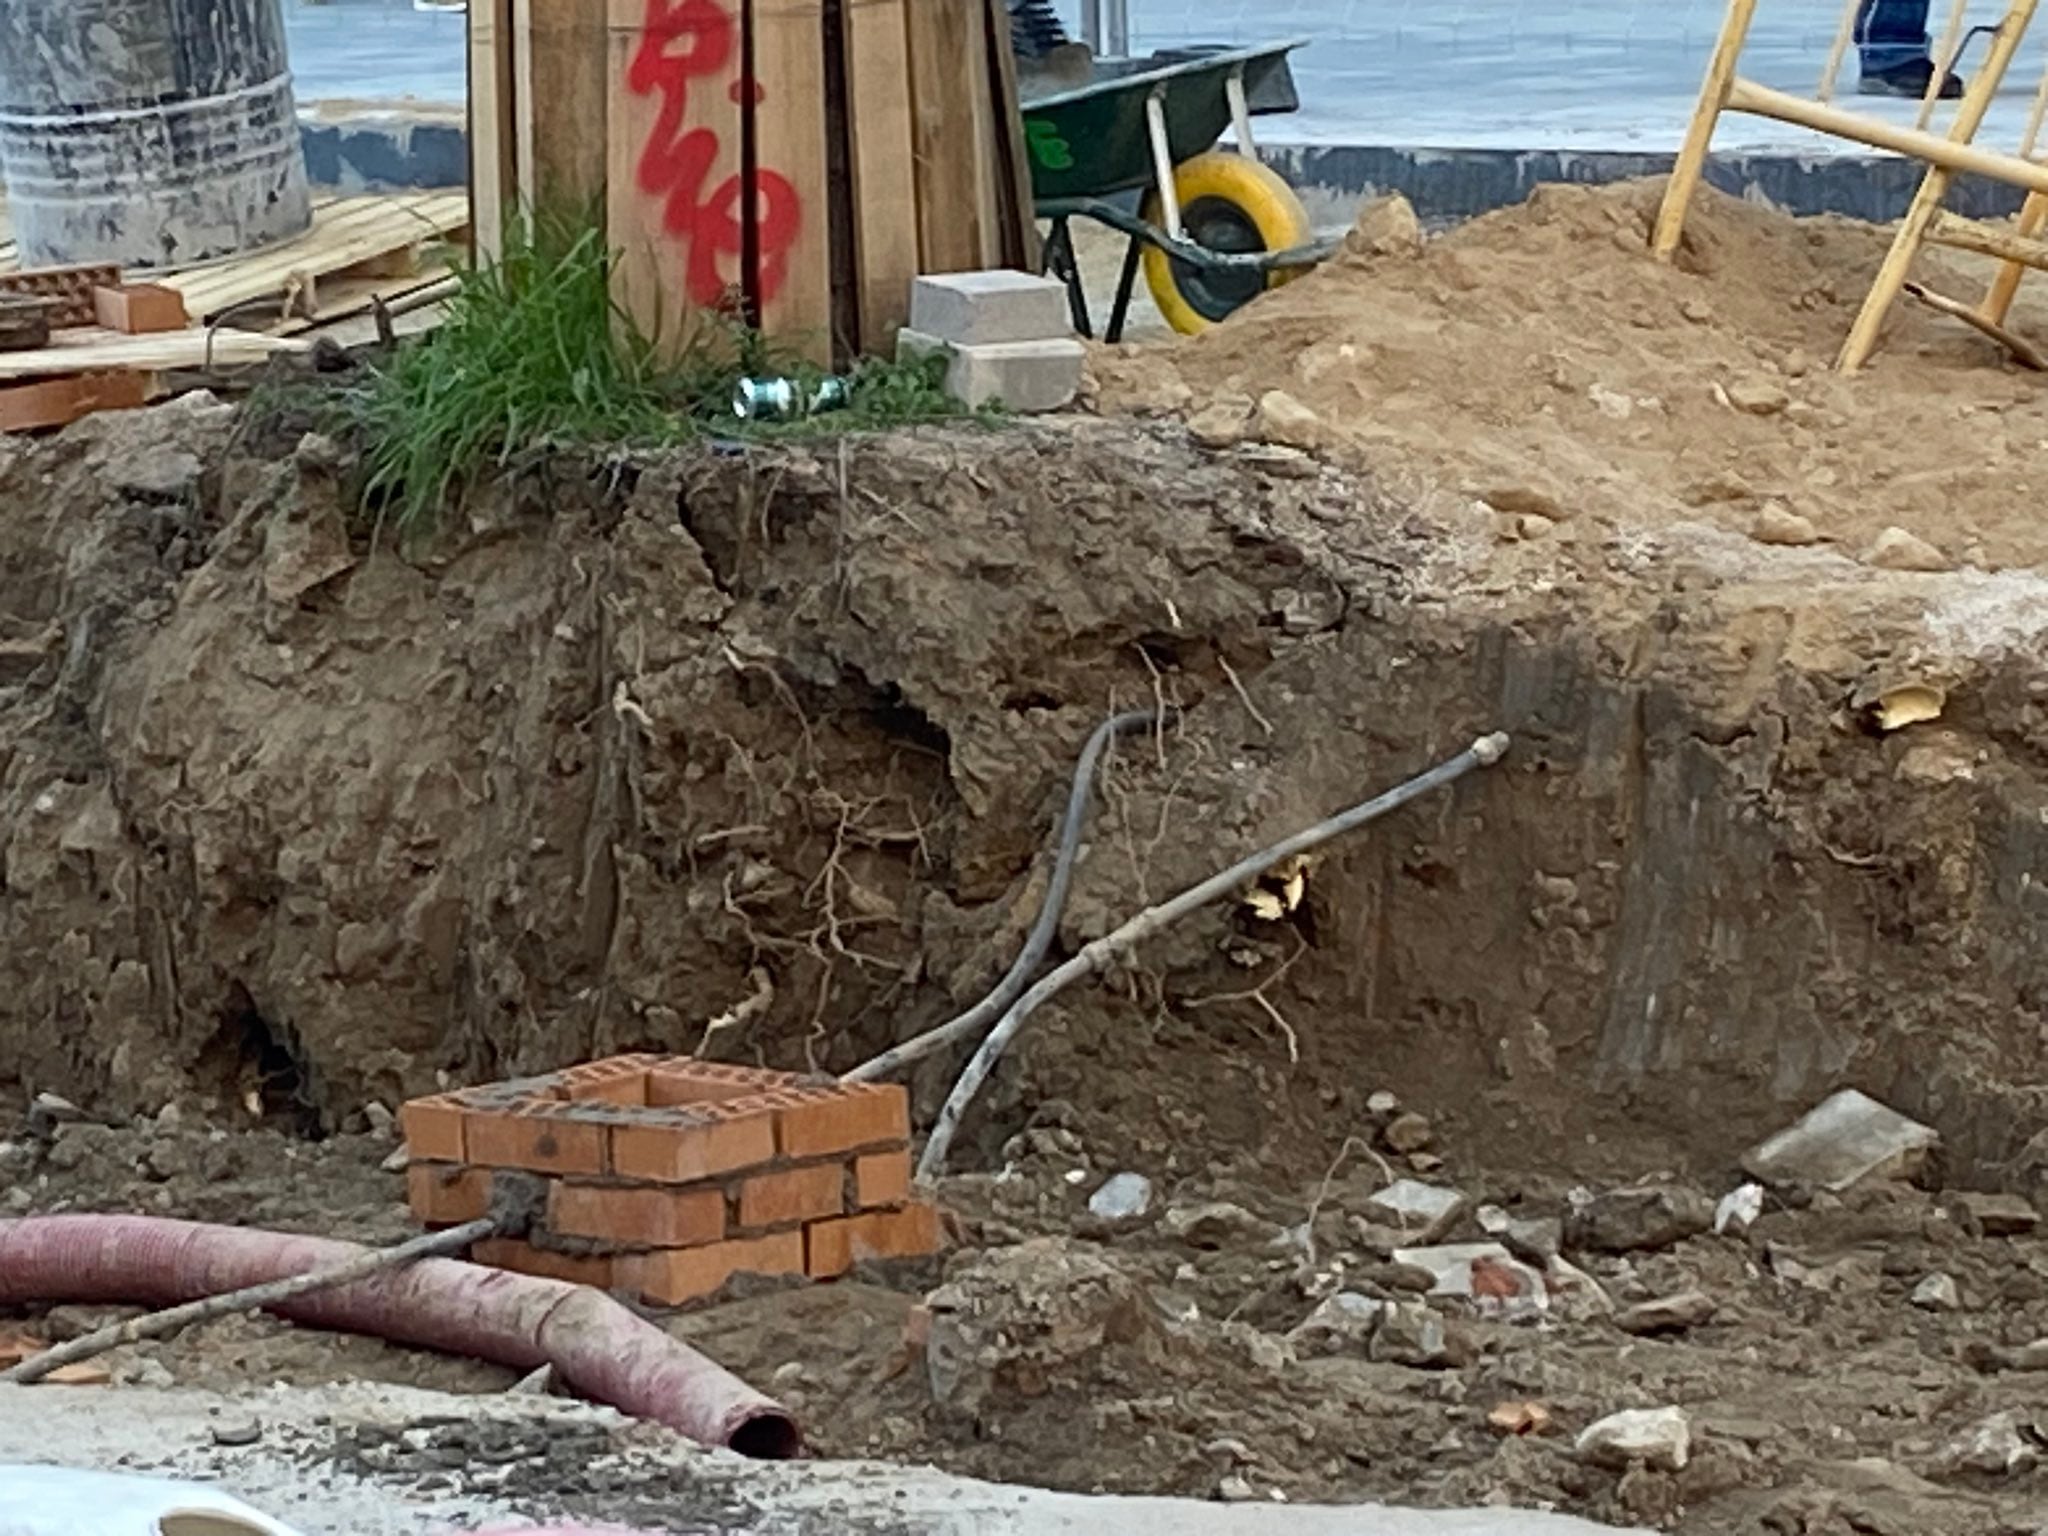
[606,0,749,357]
[750,0,834,363]
[983,0,1041,271]
[515,0,610,216]
[0,329,307,383]
[159,194,470,323]
[470,0,520,260]
[905,0,986,274]
[841,0,920,353]
[0,371,152,433]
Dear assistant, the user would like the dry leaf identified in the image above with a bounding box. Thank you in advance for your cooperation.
[0,1330,44,1366]
[1873,683,1945,733]
[46,1362,111,1386]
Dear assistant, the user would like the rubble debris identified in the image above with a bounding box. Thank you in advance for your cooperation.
[1723,374,1790,416]
[1563,1184,1713,1254]
[1160,1201,1276,1250]
[1615,1290,1718,1336]
[210,1416,263,1447]
[1714,1183,1765,1235]
[1576,1406,1692,1472]
[1862,525,1953,573]
[1363,1180,1466,1242]
[1365,1091,1401,1117]
[1253,390,1325,453]
[1911,1273,1962,1311]
[1952,1191,2040,1237]
[1869,683,1945,733]
[1488,1400,1556,1437]
[1086,1172,1155,1222]
[1749,502,1820,546]
[1742,1090,1939,1192]
[1390,1242,1527,1300]
[1963,1337,2048,1373]
[1500,1216,1565,1267]
[1185,400,1249,450]
[1368,1301,1476,1370]
[1287,1291,1384,1357]
[1932,1411,2043,1477]
[1381,1113,1435,1155]
[1344,193,1425,259]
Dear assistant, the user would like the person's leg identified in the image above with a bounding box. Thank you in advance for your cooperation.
[1856,0,1931,72]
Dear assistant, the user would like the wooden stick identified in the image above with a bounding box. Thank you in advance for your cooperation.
[1929,207,2048,265]
[1817,0,1863,102]
[1917,0,1974,131]
[914,734,1512,1181]
[1725,76,2048,193]
[1839,0,2040,373]
[1653,0,1762,262]
[1904,278,2048,366]
[1981,190,2048,321]
[2022,49,2048,155]
[0,1219,494,1385]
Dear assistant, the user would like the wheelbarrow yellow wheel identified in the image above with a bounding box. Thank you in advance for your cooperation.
[1140,152,1314,336]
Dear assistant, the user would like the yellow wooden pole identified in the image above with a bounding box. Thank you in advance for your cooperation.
[1652,0,1761,261]
[1840,0,2041,371]
[1915,0,1973,130]
[1817,0,1863,101]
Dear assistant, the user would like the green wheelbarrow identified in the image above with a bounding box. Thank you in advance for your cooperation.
[1020,39,1337,342]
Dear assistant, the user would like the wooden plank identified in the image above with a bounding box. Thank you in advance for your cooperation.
[749,0,834,364]
[0,330,305,383]
[606,0,750,356]
[163,195,470,319]
[964,0,1004,268]
[841,0,919,354]
[983,0,1041,271]
[0,371,152,434]
[905,0,985,273]
[469,0,519,260]
[515,0,610,218]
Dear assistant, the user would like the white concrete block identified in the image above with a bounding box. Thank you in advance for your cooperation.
[898,329,1084,414]
[908,269,1072,346]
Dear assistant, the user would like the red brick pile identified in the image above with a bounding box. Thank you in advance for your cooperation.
[398,1055,938,1306]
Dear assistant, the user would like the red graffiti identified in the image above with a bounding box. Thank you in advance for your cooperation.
[628,0,802,308]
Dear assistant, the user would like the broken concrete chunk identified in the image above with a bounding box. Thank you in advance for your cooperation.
[1577,1406,1692,1471]
[1364,1180,1467,1242]
[1742,1090,1938,1193]
[1953,1191,2040,1237]
[1615,1289,1719,1336]
[1287,1291,1385,1356]
[1934,1411,2042,1477]
[1369,1301,1477,1369]
[1501,1216,1564,1266]
[1714,1183,1765,1235]
[1911,1273,1961,1311]
[1087,1172,1155,1222]
[1391,1242,1521,1299]
[1563,1184,1713,1254]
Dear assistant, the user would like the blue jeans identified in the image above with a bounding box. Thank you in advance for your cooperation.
[1857,0,1932,74]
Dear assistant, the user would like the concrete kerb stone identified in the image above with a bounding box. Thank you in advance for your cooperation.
[908,270,1073,346]
[898,329,1085,414]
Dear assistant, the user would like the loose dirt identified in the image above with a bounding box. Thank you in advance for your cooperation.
[5,178,2048,1534]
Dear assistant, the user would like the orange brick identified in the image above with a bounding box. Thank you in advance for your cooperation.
[471,1236,613,1289]
[854,1148,913,1209]
[407,1163,493,1226]
[91,282,188,335]
[619,1231,805,1307]
[559,1055,657,1106]
[464,1104,607,1175]
[738,1162,844,1230]
[611,1102,776,1183]
[646,1058,804,1107]
[549,1181,726,1248]
[398,1094,466,1162]
[768,1083,909,1159]
[805,1202,942,1279]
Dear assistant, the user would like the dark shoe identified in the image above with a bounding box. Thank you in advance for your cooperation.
[1858,57,1964,98]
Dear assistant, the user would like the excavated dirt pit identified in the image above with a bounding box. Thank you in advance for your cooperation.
[4,179,2048,1534]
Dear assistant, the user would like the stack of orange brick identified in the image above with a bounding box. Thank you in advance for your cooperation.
[398,1055,938,1306]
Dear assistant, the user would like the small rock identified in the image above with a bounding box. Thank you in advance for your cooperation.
[379,1146,411,1175]
[1715,1183,1765,1235]
[1254,390,1325,453]
[1391,1242,1524,1299]
[1482,484,1568,520]
[1743,1089,1938,1192]
[1616,1290,1719,1336]
[1750,503,1820,547]
[1934,1411,2041,1477]
[1287,1291,1385,1356]
[118,1357,175,1389]
[1954,1191,2040,1237]
[509,1364,558,1394]
[1365,1091,1400,1117]
[25,1093,85,1139]
[1161,1201,1276,1250]
[112,446,204,502]
[1681,297,1715,324]
[1501,1216,1563,1266]
[1724,375,1790,416]
[1863,526,1953,574]
[211,1417,263,1448]
[1488,1400,1556,1437]
[154,1103,184,1131]
[1344,193,1424,259]
[1407,1152,1445,1175]
[1364,1180,1466,1242]
[1370,1301,1477,1369]
[1564,1184,1713,1255]
[1577,1406,1692,1472]
[363,1102,396,1140]
[1963,1337,2048,1373]
[1187,401,1251,450]
[1088,1172,1155,1222]
[1382,1112,1434,1155]
[1474,1204,1511,1235]
[1912,1273,1962,1311]
[1218,1473,1259,1503]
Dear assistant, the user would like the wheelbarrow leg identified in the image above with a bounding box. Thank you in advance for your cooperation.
[1106,233,1144,345]
[1042,216,1094,339]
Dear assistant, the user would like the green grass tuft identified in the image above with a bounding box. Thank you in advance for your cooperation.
[342,212,970,542]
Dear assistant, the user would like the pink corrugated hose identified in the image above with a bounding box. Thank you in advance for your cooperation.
[0,1215,801,1457]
